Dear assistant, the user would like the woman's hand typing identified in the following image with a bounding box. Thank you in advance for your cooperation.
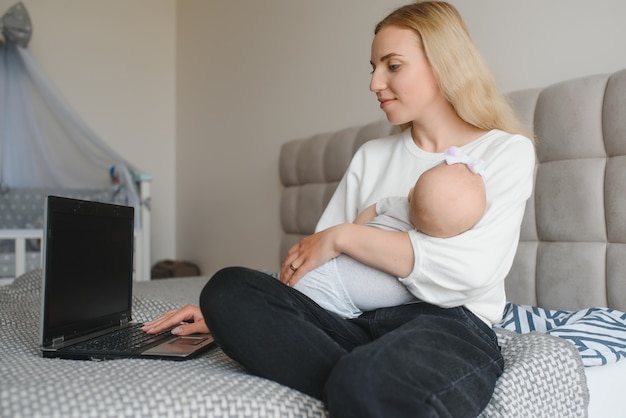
[142,305,209,336]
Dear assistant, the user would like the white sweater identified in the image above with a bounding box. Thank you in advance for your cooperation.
[316,128,535,325]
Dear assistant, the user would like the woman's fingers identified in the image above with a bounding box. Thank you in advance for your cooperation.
[280,225,344,285]
[142,305,208,335]
[280,242,311,286]
[171,320,209,336]
[279,234,327,286]
[141,309,178,330]
[280,243,300,284]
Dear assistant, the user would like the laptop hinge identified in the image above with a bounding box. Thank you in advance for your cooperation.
[120,318,129,327]
[52,336,64,347]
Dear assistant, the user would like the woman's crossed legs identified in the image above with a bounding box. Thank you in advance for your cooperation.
[200,267,503,418]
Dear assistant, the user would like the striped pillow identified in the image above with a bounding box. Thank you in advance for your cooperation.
[497,303,626,367]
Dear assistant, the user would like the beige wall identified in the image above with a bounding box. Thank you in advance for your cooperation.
[176,0,626,277]
[4,1,626,278]
[175,1,401,276]
[452,0,626,91]
[0,0,177,265]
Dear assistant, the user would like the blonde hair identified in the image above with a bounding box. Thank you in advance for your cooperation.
[375,1,532,140]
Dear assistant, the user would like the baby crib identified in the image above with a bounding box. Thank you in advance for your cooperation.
[0,175,152,285]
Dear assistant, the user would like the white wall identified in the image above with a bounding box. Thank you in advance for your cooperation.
[0,0,177,266]
[176,0,626,277]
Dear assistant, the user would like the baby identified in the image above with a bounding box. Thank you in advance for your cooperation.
[293,146,487,318]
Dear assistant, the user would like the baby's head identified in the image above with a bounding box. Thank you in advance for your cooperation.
[409,159,486,238]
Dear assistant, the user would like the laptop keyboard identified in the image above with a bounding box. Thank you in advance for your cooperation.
[65,323,172,353]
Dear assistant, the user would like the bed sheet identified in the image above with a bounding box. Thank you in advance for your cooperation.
[586,359,626,418]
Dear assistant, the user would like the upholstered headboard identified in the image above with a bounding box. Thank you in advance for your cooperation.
[279,68,626,312]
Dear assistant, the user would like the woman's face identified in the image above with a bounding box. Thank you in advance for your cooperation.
[369,25,442,126]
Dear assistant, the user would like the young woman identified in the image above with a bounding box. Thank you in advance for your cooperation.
[144,2,535,416]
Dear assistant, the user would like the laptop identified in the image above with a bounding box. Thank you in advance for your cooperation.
[40,196,215,360]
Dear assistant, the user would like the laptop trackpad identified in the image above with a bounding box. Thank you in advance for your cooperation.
[142,334,214,357]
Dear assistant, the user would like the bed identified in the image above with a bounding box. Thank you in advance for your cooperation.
[2,69,626,417]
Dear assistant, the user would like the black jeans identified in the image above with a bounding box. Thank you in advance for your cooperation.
[200,267,503,418]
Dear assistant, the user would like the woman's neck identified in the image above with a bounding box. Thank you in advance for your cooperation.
[410,117,487,153]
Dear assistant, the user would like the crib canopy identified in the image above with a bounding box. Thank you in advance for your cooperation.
[0,2,143,222]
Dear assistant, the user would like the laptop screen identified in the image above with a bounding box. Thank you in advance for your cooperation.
[41,196,135,346]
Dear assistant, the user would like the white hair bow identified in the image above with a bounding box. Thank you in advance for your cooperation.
[444,146,486,177]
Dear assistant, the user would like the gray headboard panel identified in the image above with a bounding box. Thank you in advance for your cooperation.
[279,68,626,312]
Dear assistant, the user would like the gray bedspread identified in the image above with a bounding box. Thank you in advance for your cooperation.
[1,270,588,417]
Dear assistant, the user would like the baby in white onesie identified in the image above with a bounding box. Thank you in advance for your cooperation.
[293,146,487,318]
